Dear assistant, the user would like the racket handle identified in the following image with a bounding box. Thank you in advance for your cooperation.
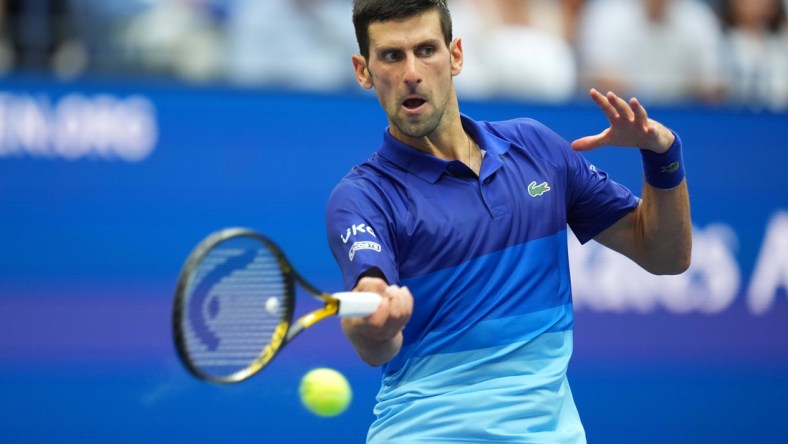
[334,292,383,317]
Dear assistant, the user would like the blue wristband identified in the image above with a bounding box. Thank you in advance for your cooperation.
[640,131,685,189]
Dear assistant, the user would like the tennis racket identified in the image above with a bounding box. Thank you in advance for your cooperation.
[172,227,381,384]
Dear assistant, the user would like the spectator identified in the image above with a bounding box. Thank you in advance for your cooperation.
[453,0,578,103]
[118,0,226,83]
[528,0,585,43]
[224,0,357,92]
[576,0,727,105]
[719,0,788,110]
[3,0,86,78]
[559,0,585,43]
[0,0,14,74]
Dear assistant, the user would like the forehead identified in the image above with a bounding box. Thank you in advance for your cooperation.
[367,9,444,49]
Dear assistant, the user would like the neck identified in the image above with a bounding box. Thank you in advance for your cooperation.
[393,124,480,175]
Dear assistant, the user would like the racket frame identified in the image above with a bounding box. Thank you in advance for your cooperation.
[173,227,378,384]
[172,228,293,383]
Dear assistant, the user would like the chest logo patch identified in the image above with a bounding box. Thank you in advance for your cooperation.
[528,180,551,197]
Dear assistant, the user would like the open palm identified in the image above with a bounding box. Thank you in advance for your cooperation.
[571,89,674,154]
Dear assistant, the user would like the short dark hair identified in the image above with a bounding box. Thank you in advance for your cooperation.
[352,0,453,59]
[719,0,786,34]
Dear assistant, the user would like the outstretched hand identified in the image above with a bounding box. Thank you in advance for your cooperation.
[571,89,675,154]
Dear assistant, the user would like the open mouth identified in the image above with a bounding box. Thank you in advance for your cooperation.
[403,98,426,110]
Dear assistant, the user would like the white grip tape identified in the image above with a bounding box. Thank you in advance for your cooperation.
[334,291,382,317]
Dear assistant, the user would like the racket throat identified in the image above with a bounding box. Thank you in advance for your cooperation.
[285,299,340,343]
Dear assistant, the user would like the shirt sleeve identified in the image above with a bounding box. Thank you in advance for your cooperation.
[564,147,639,244]
[325,177,400,290]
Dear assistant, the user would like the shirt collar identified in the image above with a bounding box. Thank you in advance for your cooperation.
[377,114,512,184]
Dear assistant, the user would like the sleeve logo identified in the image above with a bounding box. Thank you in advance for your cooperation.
[340,223,377,244]
[349,241,381,261]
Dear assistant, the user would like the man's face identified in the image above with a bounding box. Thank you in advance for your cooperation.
[353,10,462,141]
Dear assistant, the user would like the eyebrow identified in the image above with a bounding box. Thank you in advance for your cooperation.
[374,37,443,53]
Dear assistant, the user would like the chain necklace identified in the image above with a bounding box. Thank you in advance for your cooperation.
[467,135,472,168]
[467,134,479,174]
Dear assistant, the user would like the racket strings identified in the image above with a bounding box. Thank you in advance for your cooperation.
[182,241,288,378]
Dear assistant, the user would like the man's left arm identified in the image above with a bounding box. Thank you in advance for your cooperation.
[572,89,692,275]
[594,178,691,275]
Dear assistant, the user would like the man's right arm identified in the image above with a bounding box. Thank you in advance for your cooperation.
[341,277,413,367]
[326,182,411,366]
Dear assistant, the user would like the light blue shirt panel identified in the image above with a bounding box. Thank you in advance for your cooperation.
[368,327,586,443]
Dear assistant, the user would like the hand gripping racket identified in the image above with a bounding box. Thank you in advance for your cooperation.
[172,227,381,384]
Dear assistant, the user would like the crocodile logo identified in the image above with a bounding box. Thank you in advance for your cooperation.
[528,181,551,197]
[661,161,681,174]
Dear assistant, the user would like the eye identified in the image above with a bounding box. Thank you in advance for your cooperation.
[417,45,436,57]
[380,50,403,62]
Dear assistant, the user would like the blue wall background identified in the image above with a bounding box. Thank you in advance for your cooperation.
[1,77,787,443]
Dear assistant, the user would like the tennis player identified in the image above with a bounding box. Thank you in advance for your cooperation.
[325,1,692,442]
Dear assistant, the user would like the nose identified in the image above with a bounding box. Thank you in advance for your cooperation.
[403,53,422,87]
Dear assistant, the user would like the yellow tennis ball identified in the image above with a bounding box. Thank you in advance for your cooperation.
[299,368,352,417]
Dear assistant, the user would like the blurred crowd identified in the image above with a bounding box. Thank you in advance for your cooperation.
[1,0,786,110]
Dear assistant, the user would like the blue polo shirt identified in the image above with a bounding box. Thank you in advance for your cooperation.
[325,115,638,443]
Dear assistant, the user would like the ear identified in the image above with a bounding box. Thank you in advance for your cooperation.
[352,54,374,89]
[449,38,464,77]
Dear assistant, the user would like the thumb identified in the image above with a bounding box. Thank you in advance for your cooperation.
[571,136,600,152]
[571,129,609,152]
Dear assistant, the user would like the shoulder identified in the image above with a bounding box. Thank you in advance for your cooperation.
[328,159,388,205]
[489,116,562,137]
[482,117,573,162]
[326,154,407,215]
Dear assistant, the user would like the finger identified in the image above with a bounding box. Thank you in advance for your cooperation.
[394,286,413,319]
[571,129,609,152]
[383,286,412,332]
[354,276,388,294]
[606,91,633,121]
[589,88,619,120]
[589,87,605,103]
[630,97,648,124]
[365,296,391,324]
[385,285,409,318]
[384,284,400,300]
[400,286,413,311]
[379,285,398,317]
